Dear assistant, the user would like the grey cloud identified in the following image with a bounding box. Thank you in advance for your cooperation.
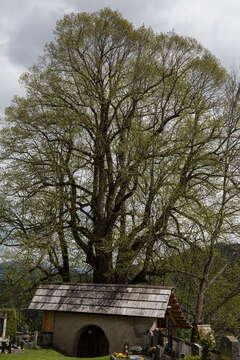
[6,6,63,68]
[64,0,174,28]
[0,0,177,115]
[0,54,25,115]
[1,0,240,116]
[3,0,240,71]
[6,0,175,69]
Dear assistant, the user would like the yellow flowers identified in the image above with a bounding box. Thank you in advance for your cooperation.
[112,353,144,360]
[113,352,128,358]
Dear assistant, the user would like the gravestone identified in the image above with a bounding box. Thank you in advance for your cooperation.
[191,343,202,357]
[219,336,240,360]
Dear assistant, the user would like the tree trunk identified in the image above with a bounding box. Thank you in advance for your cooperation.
[59,236,71,282]
[93,252,114,283]
[191,264,210,342]
[58,179,70,282]
[191,288,205,342]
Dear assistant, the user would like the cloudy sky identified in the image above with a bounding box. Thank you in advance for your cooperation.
[0,0,240,115]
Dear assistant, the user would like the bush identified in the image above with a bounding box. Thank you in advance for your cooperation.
[183,356,201,360]
[198,329,216,360]
[177,329,191,341]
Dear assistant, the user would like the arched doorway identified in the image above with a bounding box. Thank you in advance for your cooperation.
[77,325,109,357]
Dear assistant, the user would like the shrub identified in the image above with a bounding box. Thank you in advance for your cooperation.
[198,329,216,360]
[183,356,201,360]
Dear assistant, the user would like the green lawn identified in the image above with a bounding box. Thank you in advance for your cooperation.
[0,349,110,360]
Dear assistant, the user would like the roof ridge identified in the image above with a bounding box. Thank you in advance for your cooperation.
[39,282,174,289]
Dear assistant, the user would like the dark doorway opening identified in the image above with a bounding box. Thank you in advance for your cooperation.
[77,325,109,357]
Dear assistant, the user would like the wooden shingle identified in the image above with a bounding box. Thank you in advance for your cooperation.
[29,283,171,318]
[28,283,191,328]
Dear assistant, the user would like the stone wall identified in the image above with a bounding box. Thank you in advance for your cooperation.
[151,331,202,360]
[53,312,154,356]
[169,337,202,358]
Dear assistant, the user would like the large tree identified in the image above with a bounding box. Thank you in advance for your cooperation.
[0,9,227,285]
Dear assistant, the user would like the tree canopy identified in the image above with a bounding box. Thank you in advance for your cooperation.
[1,8,240,336]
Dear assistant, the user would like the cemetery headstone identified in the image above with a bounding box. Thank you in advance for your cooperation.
[219,336,240,360]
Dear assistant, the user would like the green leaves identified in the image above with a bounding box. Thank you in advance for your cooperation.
[0,8,236,289]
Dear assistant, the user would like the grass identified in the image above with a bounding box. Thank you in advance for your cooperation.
[0,348,110,360]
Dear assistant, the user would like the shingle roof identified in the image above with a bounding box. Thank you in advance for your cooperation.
[28,283,191,328]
